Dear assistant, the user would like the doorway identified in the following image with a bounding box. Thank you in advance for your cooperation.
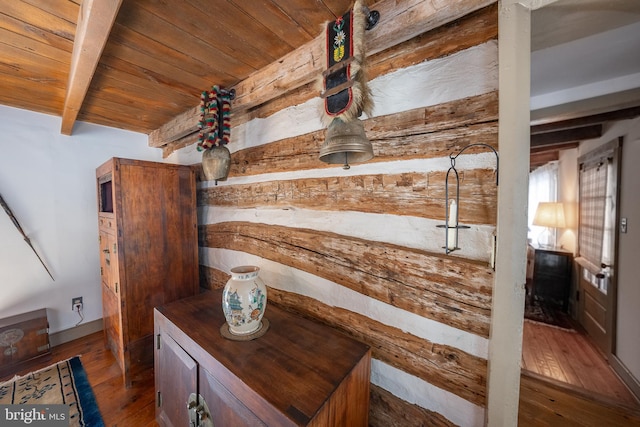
[575,138,622,356]
[522,137,640,406]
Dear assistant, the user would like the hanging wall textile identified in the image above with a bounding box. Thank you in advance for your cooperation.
[197,85,232,151]
[321,0,371,123]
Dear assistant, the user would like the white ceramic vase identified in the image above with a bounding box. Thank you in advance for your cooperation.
[222,266,267,335]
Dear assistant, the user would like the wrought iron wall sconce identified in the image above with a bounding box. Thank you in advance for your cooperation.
[437,143,499,255]
[364,7,380,30]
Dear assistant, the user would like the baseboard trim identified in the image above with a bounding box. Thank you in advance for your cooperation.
[610,354,640,405]
[49,318,103,347]
[521,368,640,411]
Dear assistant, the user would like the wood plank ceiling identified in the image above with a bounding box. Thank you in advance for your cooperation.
[2,0,639,169]
[0,0,353,135]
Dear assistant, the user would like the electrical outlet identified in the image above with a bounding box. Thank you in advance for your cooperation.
[72,296,83,311]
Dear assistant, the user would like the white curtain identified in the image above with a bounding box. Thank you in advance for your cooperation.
[528,161,559,242]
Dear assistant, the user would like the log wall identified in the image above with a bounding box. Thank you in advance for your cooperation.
[173,4,498,426]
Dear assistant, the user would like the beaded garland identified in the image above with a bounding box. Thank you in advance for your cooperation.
[197,85,232,151]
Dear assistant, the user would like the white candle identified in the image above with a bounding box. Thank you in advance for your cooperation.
[447,199,457,250]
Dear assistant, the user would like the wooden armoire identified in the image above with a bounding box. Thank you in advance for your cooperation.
[96,158,199,386]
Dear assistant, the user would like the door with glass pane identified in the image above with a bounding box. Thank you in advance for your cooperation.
[576,138,622,356]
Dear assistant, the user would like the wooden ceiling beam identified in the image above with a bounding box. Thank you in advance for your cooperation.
[61,0,123,135]
[530,150,559,170]
[530,141,579,154]
[531,105,640,135]
[527,105,640,169]
[530,124,602,148]
[149,0,495,148]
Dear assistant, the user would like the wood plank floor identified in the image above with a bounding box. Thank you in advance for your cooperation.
[2,329,640,426]
[521,318,639,407]
[0,332,158,427]
[519,371,640,427]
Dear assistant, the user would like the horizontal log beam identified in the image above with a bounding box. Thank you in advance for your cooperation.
[198,169,497,225]
[149,0,495,148]
[199,266,487,406]
[191,91,498,180]
[199,222,493,337]
[370,384,457,427]
[270,288,487,406]
[227,4,499,133]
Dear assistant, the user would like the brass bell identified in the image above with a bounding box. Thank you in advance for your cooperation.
[319,118,373,170]
[202,144,231,183]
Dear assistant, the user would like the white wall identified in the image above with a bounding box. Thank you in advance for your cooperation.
[614,117,640,385]
[0,105,163,334]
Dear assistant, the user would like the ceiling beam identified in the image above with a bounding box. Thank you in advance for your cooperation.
[61,0,123,135]
[530,150,559,170]
[530,124,602,148]
[149,0,495,148]
[530,141,579,154]
[531,105,640,134]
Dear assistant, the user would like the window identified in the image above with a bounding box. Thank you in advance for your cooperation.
[528,161,559,243]
[576,139,621,294]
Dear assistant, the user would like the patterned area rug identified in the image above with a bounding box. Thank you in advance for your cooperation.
[525,297,575,330]
[0,356,104,426]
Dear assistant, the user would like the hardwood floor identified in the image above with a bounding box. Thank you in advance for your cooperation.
[522,318,639,407]
[0,332,158,427]
[519,371,640,427]
[521,318,640,426]
[3,328,640,426]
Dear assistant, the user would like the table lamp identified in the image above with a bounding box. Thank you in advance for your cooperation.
[532,202,566,248]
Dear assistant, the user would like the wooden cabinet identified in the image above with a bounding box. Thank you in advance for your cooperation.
[154,290,371,427]
[532,246,573,312]
[0,309,50,378]
[96,158,199,386]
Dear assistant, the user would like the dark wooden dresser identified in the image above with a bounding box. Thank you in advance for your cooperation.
[154,290,371,427]
[532,245,573,312]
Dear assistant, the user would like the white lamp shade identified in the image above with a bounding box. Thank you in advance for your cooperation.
[533,202,566,229]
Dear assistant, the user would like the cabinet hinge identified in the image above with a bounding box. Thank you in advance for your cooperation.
[115,282,118,293]
[36,327,49,336]
[100,267,103,276]
[156,334,162,350]
[98,235,102,244]
[157,391,162,408]
[37,344,50,352]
